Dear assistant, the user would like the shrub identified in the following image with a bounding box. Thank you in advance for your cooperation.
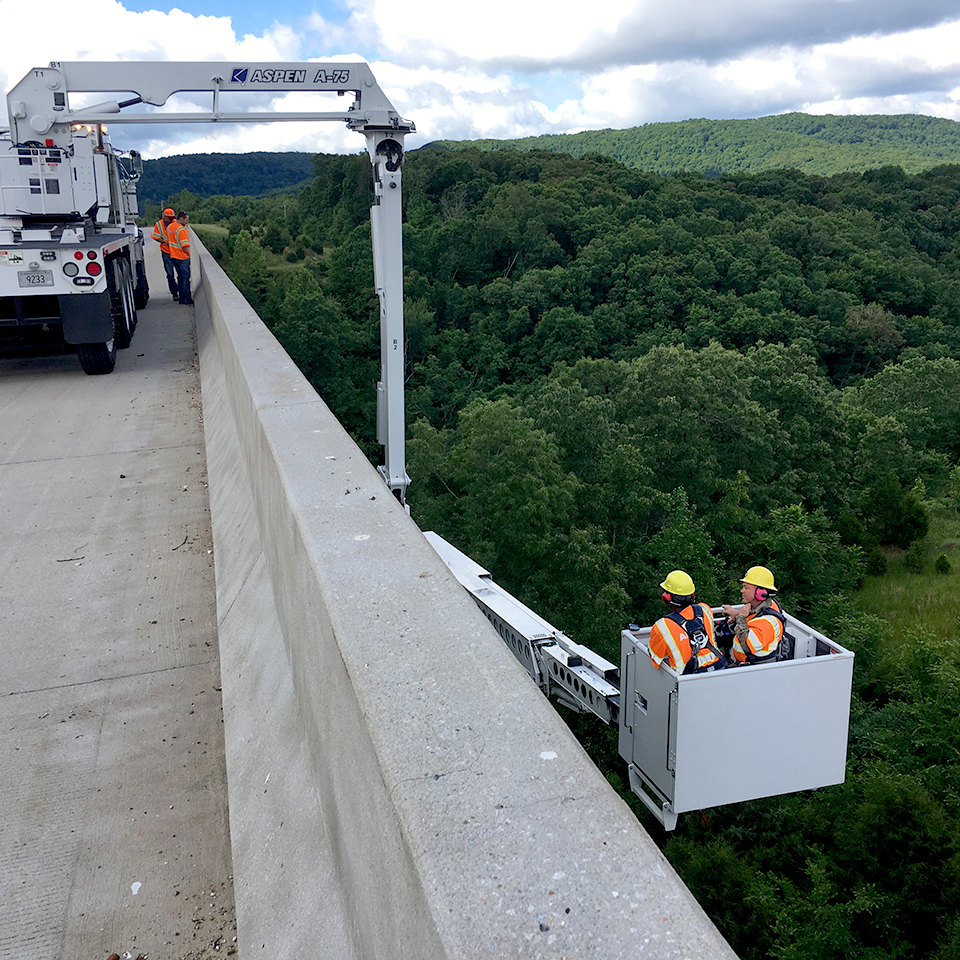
[861,473,930,549]
[865,546,888,576]
[904,539,926,574]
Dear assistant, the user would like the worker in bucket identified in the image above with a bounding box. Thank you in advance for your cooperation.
[648,570,727,673]
[720,566,786,665]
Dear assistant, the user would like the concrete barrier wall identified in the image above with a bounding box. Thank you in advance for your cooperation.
[193,236,738,960]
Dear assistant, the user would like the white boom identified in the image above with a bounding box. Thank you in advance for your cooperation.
[426,530,854,831]
[4,61,413,502]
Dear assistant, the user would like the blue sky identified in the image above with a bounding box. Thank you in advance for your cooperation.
[119,0,295,38]
[119,0,365,57]
[2,0,960,158]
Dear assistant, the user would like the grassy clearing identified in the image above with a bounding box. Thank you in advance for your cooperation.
[192,223,322,276]
[193,223,228,239]
[261,249,321,275]
[850,500,960,645]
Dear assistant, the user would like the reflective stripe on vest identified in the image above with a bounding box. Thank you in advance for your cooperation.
[733,599,785,663]
[167,222,189,260]
[667,604,722,671]
[650,603,719,671]
[152,220,171,253]
[649,615,687,669]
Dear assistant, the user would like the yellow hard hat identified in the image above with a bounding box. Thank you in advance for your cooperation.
[741,566,777,591]
[661,570,695,596]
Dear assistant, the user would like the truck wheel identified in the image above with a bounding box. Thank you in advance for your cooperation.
[134,259,150,309]
[77,338,117,375]
[109,258,136,348]
[120,259,138,342]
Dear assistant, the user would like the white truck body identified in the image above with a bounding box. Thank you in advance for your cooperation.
[0,106,146,373]
[1,61,412,499]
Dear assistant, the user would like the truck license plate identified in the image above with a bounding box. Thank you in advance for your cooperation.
[18,270,53,288]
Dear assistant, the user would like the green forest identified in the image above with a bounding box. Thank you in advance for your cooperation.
[426,112,960,177]
[137,150,315,206]
[136,113,960,212]
[166,146,960,960]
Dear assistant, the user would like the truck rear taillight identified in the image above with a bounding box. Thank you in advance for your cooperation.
[63,262,79,277]
[83,249,101,275]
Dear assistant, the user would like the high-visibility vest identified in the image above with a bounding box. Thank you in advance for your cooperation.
[167,221,190,260]
[152,219,172,254]
[731,598,785,663]
[648,603,720,672]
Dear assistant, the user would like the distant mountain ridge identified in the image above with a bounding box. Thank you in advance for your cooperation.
[421,113,960,177]
[138,151,315,205]
[137,114,960,205]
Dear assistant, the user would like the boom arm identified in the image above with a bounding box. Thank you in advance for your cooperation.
[6,61,414,139]
[5,62,413,503]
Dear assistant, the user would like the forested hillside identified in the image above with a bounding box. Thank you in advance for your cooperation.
[192,148,960,960]
[137,150,314,206]
[138,112,960,209]
[424,112,960,176]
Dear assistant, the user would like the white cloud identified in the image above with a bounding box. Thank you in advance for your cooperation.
[354,0,615,66]
[304,13,353,52]
[0,0,287,84]
[716,57,801,96]
[545,15,960,130]
[345,0,960,72]
[2,0,960,158]
[135,119,364,158]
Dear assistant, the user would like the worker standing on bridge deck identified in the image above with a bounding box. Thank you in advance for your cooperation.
[169,211,193,305]
[720,566,785,665]
[152,207,178,300]
[648,571,726,673]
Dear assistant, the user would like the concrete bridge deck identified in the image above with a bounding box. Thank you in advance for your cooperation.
[0,245,234,959]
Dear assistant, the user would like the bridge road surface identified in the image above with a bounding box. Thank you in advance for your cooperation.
[0,240,237,960]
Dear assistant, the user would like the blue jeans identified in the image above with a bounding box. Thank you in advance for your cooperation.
[173,257,192,303]
[162,251,177,296]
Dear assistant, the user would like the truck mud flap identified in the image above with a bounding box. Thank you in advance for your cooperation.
[58,291,113,345]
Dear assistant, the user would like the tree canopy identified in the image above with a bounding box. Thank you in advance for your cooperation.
[424,112,960,177]
[137,151,315,206]
[205,145,960,960]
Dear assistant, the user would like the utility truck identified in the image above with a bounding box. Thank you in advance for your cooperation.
[0,61,412,502]
[1,67,148,373]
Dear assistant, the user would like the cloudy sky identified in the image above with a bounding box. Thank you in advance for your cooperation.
[2,0,960,159]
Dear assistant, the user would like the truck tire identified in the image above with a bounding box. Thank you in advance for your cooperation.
[77,338,117,375]
[120,259,138,341]
[109,258,136,349]
[134,258,149,309]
